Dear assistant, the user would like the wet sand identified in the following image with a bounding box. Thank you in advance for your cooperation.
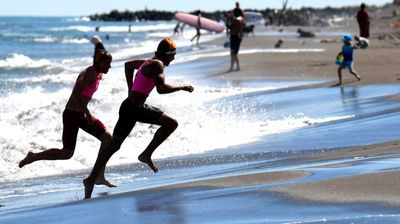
[2,141,400,224]
[169,141,400,206]
[272,169,400,205]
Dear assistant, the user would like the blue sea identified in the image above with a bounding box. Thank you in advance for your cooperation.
[1,16,400,223]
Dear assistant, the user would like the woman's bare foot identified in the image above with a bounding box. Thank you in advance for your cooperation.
[95,178,116,187]
[83,178,94,199]
[138,154,158,173]
[19,152,34,168]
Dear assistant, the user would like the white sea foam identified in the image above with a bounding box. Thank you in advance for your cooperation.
[0,54,54,70]
[0,70,353,182]
[61,38,90,44]
[0,54,77,77]
[147,32,174,38]
[29,36,88,44]
[32,36,59,43]
[4,72,76,85]
[50,23,175,33]
[49,26,93,32]
[110,40,160,60]
[66,16,91,22]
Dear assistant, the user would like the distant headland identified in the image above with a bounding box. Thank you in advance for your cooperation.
[87,4,391,26]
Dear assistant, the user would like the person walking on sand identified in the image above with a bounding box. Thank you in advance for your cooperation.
[357,3,370,38]
[83,38,194,199]
[226,11,244,72]
[337,34,361,85]
[173,22,181,36]
[190,10,202,45]
[19,50,115,187]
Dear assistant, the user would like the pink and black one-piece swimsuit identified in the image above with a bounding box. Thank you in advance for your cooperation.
[81,66,101,98]
[113,59,163,140]
[130,60,155,96]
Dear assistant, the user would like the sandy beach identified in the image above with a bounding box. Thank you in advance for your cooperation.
[194,6,400,207]
[207,25,400,86]
[1,4,400,224]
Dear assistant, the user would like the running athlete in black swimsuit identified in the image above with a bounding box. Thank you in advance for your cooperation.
[83,38,194,199]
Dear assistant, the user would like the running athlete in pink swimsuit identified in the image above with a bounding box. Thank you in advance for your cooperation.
[19,50,115,187]
[83,38,194,198]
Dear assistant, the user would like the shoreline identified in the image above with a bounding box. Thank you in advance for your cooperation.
[162,140,400,206]
[2,141,400,223]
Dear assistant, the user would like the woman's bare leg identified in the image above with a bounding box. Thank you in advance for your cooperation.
[138,113,178,173]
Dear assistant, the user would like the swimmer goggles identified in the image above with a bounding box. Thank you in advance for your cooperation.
[163,49,176,55]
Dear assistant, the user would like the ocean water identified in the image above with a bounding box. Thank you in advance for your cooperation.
[0,16,336,183]
[0,16,225,181]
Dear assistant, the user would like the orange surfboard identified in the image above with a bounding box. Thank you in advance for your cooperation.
[174,12,225,33]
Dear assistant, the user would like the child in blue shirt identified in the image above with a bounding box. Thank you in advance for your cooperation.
[337,34,361,85]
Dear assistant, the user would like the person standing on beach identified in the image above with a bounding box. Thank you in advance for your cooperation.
[337,34,361,85]
[226,11,244,72]
[83,38,194,199]
[190,10,202,45]
[19,50,115,187]
[357,3,370,38]
[233,1,245,18]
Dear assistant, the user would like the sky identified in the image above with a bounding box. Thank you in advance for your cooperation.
[1,0,393,16]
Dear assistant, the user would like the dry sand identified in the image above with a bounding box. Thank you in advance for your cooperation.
[204,10,400,86]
